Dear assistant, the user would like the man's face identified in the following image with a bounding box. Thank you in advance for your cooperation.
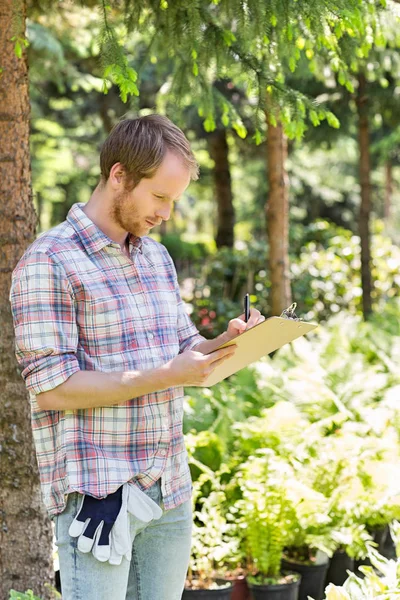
[110,151,191,238]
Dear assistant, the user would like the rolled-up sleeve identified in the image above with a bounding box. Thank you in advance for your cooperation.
[9,251,80,395]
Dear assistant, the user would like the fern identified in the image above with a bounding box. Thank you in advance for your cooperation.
[235,450,297,580]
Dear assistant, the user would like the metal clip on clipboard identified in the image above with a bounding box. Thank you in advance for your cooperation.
[280,302,301,322]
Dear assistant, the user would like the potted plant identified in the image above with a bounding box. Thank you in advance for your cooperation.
[183,479,236,599]
[316,543,400,599]
[234,450,301,599]
[279,478,335,600]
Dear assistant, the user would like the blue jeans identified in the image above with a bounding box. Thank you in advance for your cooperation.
[54,480,192,600]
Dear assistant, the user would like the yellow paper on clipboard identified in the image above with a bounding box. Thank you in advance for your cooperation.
[201,316,318,386]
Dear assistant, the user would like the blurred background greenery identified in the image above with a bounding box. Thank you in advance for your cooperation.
[27,4,400,338]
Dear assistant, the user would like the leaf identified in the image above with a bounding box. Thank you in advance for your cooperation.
[15,40,22,59]
[253,129,262,145]
[221,113,229,127]
[222,30,236,46]
[269,114,277,127]
[296,37,305,50]
[192,62,199,76]
[270,14,277,27]
[233,121,247,139]
[345,81,354,93]
[204,115,216,132]
[309,110,320,127]
[326,112,340,129]
[324,584,351,600]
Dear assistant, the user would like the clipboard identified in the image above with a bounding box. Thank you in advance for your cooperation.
[201,316,318,386]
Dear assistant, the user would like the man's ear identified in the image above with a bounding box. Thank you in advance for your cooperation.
[109,163,125,188]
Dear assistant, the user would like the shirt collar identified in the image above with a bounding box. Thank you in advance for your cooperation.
[66,202,144,256]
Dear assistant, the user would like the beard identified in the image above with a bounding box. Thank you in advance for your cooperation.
[110,189,147,238]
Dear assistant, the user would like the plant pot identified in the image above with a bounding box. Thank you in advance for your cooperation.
[353,556,371,575]
[247,576,300,600]
[281,558,329,600]
[182,580,234,599]
[354,525,389,576]
[383,526,396,560]
[372,525,389,554]
[324,550,354,587]
[229,575,251,600]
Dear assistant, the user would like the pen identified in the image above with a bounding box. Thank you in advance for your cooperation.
[244,293,250,323]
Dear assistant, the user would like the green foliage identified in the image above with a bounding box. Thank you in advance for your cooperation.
[12,35,29,58]
[161,234,211,263]
[292,220,400,322]
[9,593,43,600]
[184,304,400,575]
[186,430,224,481]
[187,222,400,338]
[235,450,298,580]
[8,585,60,600]
[320,541,400,599]
[85,0,399,137]
[189,242,270,338]
[187,480,239,589]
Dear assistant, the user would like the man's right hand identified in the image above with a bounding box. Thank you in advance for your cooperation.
[164,345,237,387]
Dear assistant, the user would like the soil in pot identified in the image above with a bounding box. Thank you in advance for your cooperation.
[324,550,354,587]
[182,579,234,599]
[247,573,300,600]
[281,558,329,600]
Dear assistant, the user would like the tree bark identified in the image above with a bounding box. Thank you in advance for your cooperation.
[265,118,292,315]
[356,73,373,319]
[208,129,235,248]
[384,159,392,222]
[0,1,54,598]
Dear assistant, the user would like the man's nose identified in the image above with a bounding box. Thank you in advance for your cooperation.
[155,204,172,221]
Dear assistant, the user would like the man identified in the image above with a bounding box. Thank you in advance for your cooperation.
[9,115,263,600]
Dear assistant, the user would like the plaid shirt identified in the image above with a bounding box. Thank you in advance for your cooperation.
[9,203,206,517]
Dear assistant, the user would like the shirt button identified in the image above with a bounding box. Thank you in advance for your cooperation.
[148,332,154,340]
[159,449,167,456]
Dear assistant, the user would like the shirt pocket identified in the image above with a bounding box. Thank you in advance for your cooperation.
[78,294,138,359]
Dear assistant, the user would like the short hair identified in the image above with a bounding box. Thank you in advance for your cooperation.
[99,114,199,190]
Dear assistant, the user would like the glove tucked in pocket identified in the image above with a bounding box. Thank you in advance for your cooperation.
[69,482,163,565]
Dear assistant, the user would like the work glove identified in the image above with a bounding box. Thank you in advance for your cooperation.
[68,486,123,562]
[69,482,163,565]
[109,482,163,565]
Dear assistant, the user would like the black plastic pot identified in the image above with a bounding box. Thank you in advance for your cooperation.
[281,558,329,600]
[324,550,354,587]
[182,580,234,599]
[373,525,389,554]
[247,576,300,600]
[354,525,389,576]
[383,527,396,560]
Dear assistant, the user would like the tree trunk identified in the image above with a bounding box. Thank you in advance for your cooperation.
[384,159,392,222]
[265,118,292,315]
[208,129,235,248]
[0,2,54,598]
[356,73,373,319]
